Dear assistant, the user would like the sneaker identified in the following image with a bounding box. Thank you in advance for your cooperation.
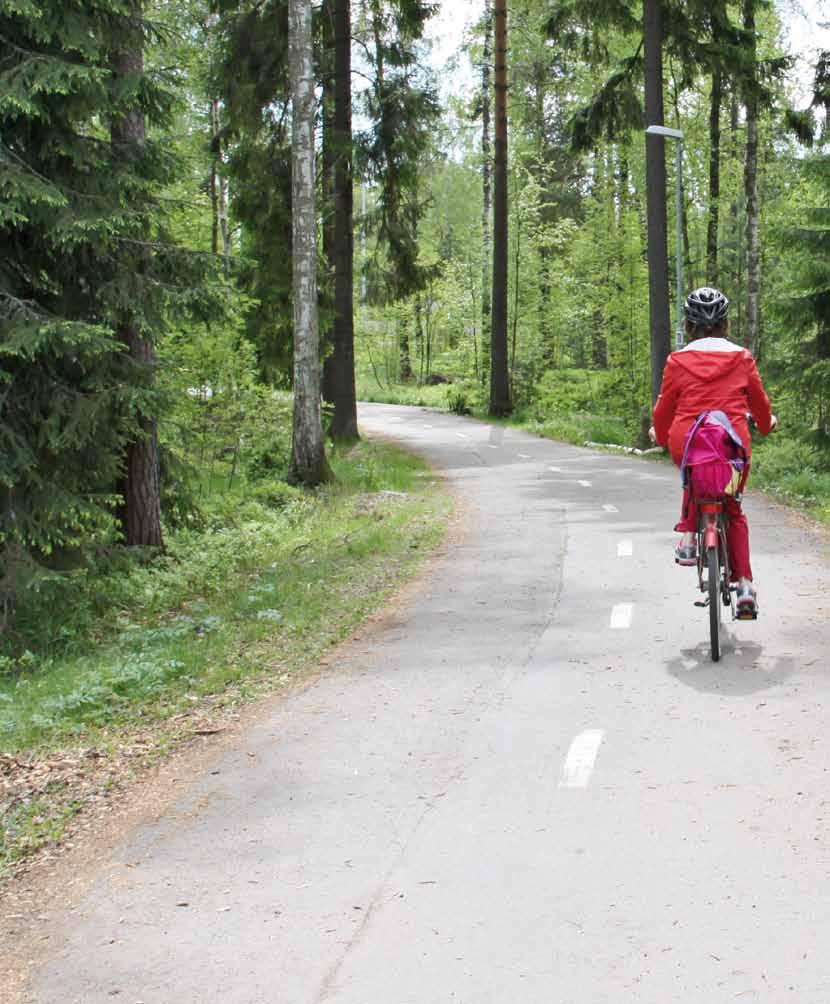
[736,581,758,619]
[675,543,697,566]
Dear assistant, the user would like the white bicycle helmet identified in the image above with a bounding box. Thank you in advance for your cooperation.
[684,286,729,327]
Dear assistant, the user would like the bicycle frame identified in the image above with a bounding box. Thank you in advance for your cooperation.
[696,500,733,600]
[694,497,736,662]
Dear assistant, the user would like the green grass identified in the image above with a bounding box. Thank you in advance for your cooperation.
[358,377,634,447]
[749,432,830,522]
[0,441,448,753]
[506,412,631,448]
[1,440,451,877]
[0,795,82,871]
[356,374,452,409]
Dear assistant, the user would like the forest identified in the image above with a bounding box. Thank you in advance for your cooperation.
[1,0,829,661]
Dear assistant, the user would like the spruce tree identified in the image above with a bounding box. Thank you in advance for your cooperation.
[361,0,440,309]
[0,0,185,605]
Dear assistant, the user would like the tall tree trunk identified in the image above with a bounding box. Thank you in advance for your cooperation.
[742,0,761,356]
[706,66,722,284]
[533,60,553,363]
[111,0,163,548]
[643,0,671,405]
[415,291,424,382]
[728,86,743,342]
[399,323,413,381]
[288,0,329,486]
[323,14,339,407]
[328,0,358,438]
[369,0,412,382]
[209,110,219,256]
[321,0,336,406]
[669,64,692,290]
[489,0,511,416]
[481,0,493,388]
[398,320,412,382]
[211,99,230,263]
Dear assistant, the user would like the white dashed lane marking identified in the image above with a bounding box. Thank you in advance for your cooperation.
[603,504,619,513]
[456,433,467,439]
[577,480,592,487]
[518,453,531,459]
[610,603,634,629]
[549,466,562,473]
[559,730,605,789]
[487,444,499,449]
[617,540,633,557]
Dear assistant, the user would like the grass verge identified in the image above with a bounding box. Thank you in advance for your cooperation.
[0,439,451,879]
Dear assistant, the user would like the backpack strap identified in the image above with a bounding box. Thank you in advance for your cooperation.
[679,411,711,487]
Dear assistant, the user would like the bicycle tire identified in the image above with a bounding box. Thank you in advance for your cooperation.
[708,546,721,662]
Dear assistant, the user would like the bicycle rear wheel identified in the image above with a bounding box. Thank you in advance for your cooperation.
[708,546,721,662]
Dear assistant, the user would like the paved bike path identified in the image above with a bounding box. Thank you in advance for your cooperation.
[26,403,830,1002]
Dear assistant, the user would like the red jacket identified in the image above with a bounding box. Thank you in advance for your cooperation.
[652,337,773,465]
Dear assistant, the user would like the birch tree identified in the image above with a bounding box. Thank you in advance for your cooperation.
[742,0,761,356]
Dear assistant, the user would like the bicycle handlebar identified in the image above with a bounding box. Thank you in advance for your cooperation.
[746,412,778,433]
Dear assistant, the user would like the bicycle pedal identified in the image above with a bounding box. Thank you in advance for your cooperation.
[694,600,709,608]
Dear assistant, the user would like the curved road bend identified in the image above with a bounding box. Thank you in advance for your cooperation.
[28,403,830,1003]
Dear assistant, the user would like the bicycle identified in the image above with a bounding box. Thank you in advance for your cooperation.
[693,491,756,663]
[692,411,775,661]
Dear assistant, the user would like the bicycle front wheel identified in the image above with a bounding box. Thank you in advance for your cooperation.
[708,546,721,662]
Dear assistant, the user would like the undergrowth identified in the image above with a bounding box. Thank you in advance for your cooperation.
[0,440,450,755]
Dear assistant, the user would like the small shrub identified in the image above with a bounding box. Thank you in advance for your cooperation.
[447,388,471,415]
[249,480,306,509]
[445,380,485,415]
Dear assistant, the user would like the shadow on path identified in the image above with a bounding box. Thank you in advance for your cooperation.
[665,636,798,696]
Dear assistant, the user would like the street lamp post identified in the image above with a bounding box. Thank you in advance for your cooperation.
[646,124,684,351]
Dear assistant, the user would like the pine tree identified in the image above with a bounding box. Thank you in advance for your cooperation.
[489,0,512,416]
[326,0,358,440]
[288,0,330,486]
[643,0,670,405]
[480,0,493,388]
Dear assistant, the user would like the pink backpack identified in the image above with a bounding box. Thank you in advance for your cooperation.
[680,411,747,500]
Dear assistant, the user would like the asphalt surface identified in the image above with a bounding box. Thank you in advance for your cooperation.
[27,403,830,1003]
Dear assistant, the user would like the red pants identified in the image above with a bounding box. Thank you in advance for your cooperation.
[675,489,752,581]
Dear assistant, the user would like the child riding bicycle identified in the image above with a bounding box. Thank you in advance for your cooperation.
[649,287,777,618]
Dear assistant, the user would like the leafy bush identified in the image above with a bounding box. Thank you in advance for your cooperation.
[526,368,624,422]
[751,431,830,514]
[444,379,484,416]
[248,480,306,509]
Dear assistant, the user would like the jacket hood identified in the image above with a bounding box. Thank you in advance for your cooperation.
[672,338,747,382]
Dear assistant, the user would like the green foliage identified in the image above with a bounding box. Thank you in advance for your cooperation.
[358,0,440,303]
